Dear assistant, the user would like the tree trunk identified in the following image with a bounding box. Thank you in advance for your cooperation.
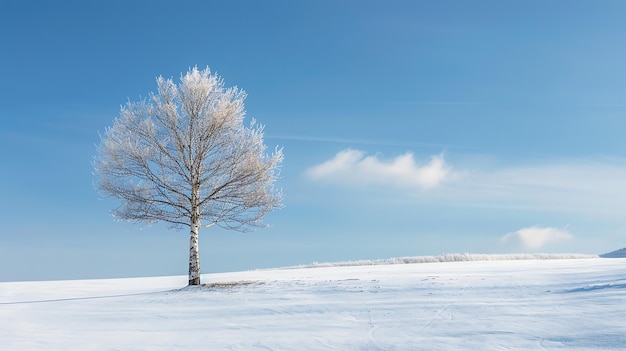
[188,219,201,286]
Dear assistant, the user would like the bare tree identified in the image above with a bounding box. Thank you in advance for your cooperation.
[94,66,283,286]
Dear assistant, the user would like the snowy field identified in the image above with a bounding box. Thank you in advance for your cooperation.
[1,257,625,350]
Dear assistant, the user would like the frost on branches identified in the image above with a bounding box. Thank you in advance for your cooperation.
[94,66,283,285]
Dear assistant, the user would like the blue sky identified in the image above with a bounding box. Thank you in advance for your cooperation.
[2,1,626,281]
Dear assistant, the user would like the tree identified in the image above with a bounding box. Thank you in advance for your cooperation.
[94,66,283,286]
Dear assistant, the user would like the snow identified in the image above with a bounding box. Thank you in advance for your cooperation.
[1,258,625,350]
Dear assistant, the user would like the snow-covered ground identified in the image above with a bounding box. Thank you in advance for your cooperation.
[1,257,625,350]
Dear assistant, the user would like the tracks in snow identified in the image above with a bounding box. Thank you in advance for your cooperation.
[420,282,470,332]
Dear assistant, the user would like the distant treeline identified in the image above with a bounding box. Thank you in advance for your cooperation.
[281,253,599,270]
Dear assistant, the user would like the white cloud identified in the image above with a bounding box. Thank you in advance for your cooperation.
[501,226,572,249]
[306,150,626,221]
[306,149,454,189]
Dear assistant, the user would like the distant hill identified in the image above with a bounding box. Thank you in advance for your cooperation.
[600,248,626,258]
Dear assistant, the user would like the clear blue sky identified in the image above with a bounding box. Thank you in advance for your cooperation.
[2,1,626,281]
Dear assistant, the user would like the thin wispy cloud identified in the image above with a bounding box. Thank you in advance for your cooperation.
[396,101,626,108]
[266,134,455,149]
[392,101,494,106]
[449,159,626,217]
[501,226,572,249]
[575,103,626,107]
[306,149,455,189]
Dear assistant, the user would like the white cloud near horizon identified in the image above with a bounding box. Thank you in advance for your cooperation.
[306,150,626,220]
[306,149,455,189]
[501,226,572,249]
